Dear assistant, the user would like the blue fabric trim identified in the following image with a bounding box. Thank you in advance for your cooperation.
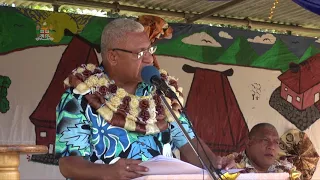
[292,0,320,15]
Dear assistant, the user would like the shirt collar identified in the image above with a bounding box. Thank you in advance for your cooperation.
[236,151,281,173]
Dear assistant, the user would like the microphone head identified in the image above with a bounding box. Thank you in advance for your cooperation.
[141,66,160,85]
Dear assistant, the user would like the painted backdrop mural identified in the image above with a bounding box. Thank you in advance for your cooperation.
[0,6,320,180]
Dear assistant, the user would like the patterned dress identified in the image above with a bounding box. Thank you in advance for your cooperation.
[54,73,195,166]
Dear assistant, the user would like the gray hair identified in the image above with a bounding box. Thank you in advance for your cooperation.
[100,18,145,59]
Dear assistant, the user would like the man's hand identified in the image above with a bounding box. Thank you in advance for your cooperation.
[58,156,149,180]
[179,138,236,171]
[213,155,236,170]
[105,158,149,180]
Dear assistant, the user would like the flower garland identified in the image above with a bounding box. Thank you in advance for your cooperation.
[64,63,184,135]
[226,152,301,180]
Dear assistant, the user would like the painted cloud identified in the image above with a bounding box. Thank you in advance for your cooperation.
[316,39,320,43]
[219,31,233,39]
[248,33,276,44]
[182,32,222,47]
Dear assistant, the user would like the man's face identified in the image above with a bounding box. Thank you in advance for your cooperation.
[246,127,280,169]
[110,31,154,84]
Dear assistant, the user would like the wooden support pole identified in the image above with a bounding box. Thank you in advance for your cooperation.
[185,0,247,23]
[53,4,60,12]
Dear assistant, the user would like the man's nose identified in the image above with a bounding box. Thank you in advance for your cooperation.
[267,145,275,150]
[267,141,277,150]
[142,52,154,64]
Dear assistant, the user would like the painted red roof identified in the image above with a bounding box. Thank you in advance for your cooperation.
[29,36,99,128]
[278,54,320,94]
[185,67,249,156]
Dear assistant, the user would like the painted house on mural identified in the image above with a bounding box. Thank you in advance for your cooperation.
[29,35,99,161]
[278,54,320,110]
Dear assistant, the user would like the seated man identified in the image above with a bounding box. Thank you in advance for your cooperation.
[55,18,234,180]
[228,123,301,179]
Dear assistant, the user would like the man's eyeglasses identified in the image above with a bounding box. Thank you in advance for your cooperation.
[111,46,157,59]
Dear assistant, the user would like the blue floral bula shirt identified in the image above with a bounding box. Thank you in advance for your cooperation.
[55,79,195,165]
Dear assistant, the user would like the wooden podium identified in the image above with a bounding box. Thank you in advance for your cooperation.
[0,145,48,180]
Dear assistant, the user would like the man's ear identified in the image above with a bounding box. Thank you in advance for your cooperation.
[106,50,117,66]
[245,138,252,147]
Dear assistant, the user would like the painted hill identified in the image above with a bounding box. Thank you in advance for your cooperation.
[217,36,258,66]
[299,45,320,63]
[251,39,299,72]
[1,6,318,73]
[0,8,39,54]
[80,17,111,45]
[0,7,74,54]
[0,7,108,54]
[156,32,224,64]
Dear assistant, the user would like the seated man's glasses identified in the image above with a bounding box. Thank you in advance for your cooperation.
[112,46,157,59]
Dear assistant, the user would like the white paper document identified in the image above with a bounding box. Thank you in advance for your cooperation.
[136,155,208,175]
[134,156,289,180]
[136,155,244,175]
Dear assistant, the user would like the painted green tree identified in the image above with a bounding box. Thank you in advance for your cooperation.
[0,75,11,113]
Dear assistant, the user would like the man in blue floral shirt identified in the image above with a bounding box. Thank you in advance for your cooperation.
[55,18,233,180]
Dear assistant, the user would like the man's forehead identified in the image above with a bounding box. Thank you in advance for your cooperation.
[125,32,150,47]
[126,31,148,38]
[256,127,279,137]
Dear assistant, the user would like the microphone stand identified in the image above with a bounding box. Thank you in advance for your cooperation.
[156,89,220,180]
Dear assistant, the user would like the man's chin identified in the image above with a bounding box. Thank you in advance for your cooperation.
[137,79,143,84]
[263,157,276,165]
[137,76,145,83]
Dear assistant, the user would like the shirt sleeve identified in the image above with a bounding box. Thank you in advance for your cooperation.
[171,112,196,148]
[55,88,91,159]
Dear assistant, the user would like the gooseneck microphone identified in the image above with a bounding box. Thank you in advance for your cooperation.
[140,66,221,180]
[141,66,177,99]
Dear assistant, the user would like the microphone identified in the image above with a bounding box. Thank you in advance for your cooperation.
[142,66,220,180]
[141,66,177,99]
